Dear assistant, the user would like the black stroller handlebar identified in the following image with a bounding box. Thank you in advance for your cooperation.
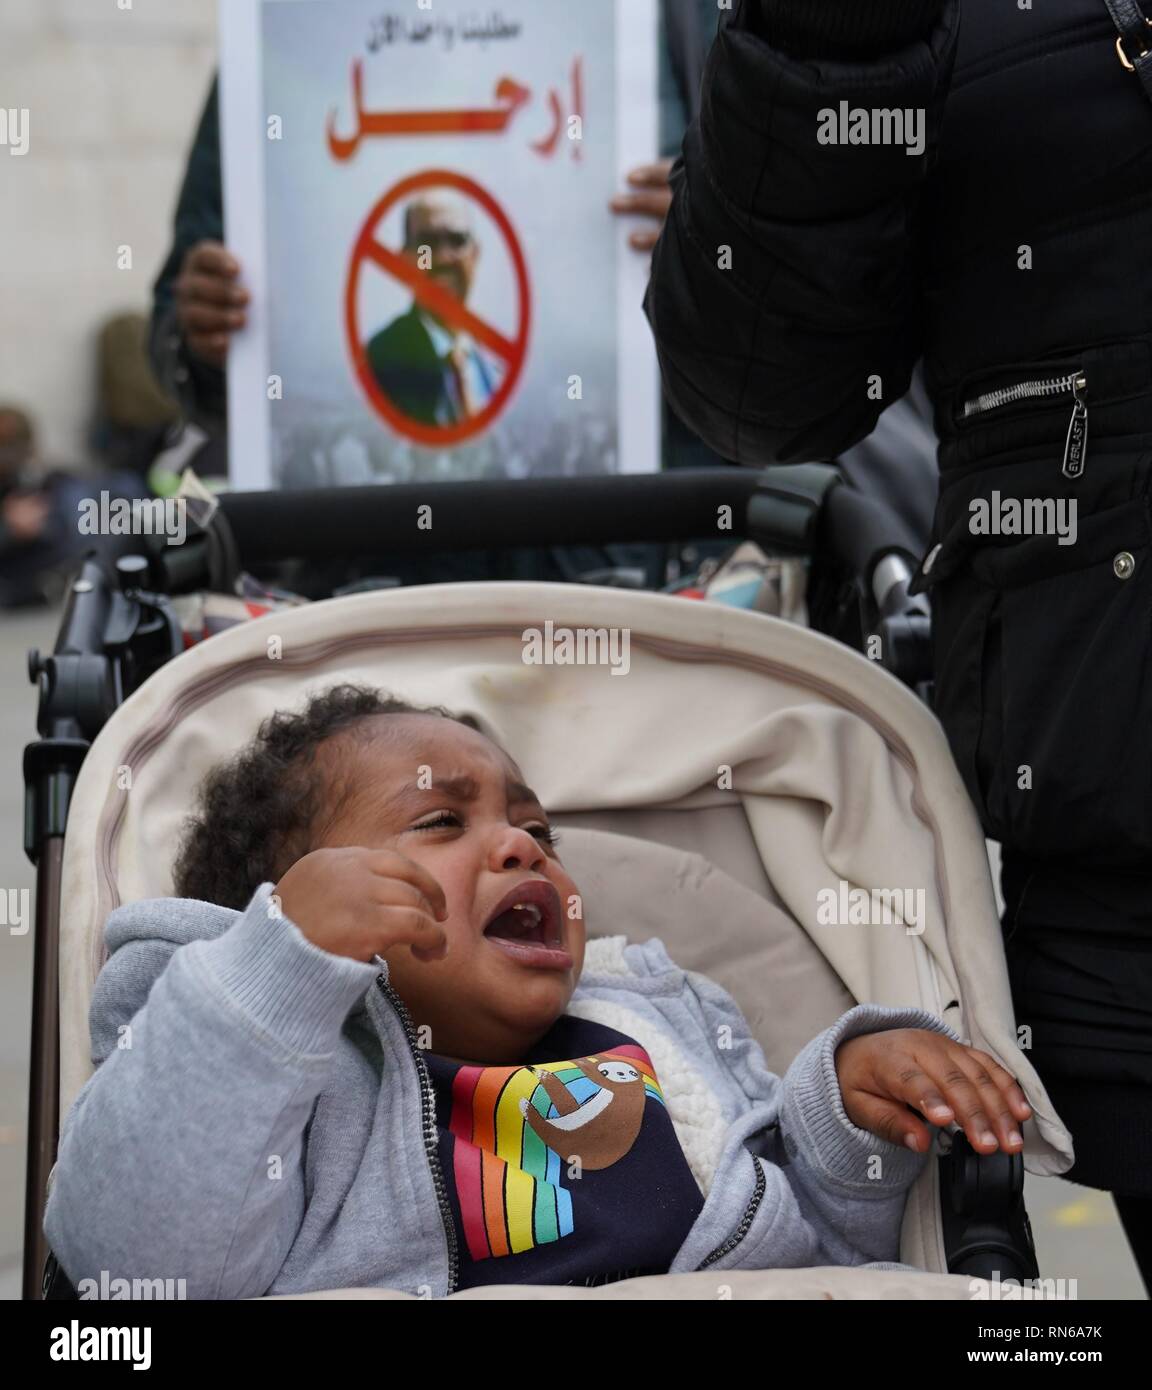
[91,465,935,696]
[213,463,923,574]
[34,467,935,719]
[216,467,787,561]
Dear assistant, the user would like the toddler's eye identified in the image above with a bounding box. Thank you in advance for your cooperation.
[529,824,561,848]
[413,812,461,832]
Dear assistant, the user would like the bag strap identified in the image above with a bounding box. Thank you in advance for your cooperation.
[1102,0,1152,105]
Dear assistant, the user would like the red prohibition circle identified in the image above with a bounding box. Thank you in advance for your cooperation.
[345,169,532,447]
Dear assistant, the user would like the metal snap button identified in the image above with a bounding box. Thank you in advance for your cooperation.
[1114,551,1136,580]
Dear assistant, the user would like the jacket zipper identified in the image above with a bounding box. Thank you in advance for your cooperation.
[374,974,460,1296]
[695,1152,767,1271]
[961,371,1088,479]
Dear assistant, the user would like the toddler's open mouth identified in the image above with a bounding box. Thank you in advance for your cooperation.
[482,880,572,970]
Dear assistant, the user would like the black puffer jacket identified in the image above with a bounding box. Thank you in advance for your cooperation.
[647,0,1152,867]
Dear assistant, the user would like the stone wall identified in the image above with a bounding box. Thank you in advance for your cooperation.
[0,0,217,467]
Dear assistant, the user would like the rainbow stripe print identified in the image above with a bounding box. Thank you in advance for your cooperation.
[448,1043,664,1261]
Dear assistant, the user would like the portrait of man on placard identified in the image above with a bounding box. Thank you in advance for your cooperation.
[366,194,503,427]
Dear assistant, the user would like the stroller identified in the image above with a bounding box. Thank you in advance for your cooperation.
[21,467,1073,1300]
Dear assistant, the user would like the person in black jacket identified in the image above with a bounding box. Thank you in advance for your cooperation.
[645,0,1152,1290]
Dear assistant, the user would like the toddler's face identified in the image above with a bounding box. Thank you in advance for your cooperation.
[313,714,585,1064]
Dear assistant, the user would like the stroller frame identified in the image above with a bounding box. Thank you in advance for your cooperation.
[21,467,1020,1300]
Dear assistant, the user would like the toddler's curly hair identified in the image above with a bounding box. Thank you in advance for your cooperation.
[172,683,481,908]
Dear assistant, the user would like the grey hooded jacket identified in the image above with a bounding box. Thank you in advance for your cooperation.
[44,882,957,1297]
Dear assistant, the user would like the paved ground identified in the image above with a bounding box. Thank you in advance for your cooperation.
[0,601,1142,1299]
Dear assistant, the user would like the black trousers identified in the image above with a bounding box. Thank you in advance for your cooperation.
[1114,1196,1152,1298]
[1001,850,1152,1293]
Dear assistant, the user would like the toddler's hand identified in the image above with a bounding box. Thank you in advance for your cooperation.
[834,1029,1032,1156]
[274,846,449,964]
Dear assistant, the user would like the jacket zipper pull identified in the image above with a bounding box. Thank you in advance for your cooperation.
[1062,375,1088,479]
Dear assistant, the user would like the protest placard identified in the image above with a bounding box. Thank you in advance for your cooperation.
[219,0,660,488]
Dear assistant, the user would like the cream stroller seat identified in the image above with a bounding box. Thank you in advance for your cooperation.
[40,579,1072,1300]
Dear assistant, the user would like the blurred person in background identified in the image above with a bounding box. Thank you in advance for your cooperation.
[90,313,181,488]
[0,407,143,610]
[0,407,55,607]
